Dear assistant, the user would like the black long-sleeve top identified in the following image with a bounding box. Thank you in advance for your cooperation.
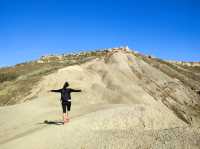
[51,88,81,102]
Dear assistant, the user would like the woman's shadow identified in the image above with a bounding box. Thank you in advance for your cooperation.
[43,120,64,125]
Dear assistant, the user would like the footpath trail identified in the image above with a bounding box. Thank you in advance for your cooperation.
[0,100,199,149]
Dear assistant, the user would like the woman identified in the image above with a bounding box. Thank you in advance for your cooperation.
[50,82,82,123]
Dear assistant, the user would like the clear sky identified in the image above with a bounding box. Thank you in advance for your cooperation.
[0,0,199,67]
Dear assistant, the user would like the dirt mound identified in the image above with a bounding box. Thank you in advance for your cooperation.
[0,50,200,149]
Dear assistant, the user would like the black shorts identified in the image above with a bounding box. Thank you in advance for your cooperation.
[62,101,71,113]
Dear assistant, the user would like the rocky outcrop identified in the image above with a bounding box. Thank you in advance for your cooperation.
[167,61,200,67]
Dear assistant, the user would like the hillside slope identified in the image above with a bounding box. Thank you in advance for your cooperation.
[0,48,200,149]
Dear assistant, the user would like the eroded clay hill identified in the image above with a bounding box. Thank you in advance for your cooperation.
[0,49,200,149]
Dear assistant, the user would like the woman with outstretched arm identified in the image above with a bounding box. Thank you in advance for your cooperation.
[50,82,82,124]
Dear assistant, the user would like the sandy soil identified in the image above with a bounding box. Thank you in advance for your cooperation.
[0,50,199,149]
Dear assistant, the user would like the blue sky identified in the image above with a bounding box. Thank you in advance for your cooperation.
[0,0,199,67]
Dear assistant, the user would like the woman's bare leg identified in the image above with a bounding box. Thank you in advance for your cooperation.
[66,112,69,121]
[63,113,66,122]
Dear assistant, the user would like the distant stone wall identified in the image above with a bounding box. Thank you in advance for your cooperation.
[36,46,132,63]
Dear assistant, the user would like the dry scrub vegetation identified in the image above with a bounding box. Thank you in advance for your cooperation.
[134,52,200,91]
